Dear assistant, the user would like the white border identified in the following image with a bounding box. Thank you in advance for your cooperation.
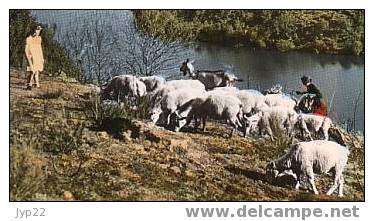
[2,1,370,221]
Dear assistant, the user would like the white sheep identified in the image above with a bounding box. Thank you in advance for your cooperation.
[173,93,244,137]
[266,140,350,197]
[264,93,297,110]
[101,75,146,102]
[296,113,332,140]
[148,79,206,104]
[150,89,205,125]
[138,76,166,92]
[244,105,298,139]
[169,97,206,132]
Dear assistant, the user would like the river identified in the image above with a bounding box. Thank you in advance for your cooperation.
[31,10,365,132]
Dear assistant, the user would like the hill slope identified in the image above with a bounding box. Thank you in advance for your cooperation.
[10,70,364,201]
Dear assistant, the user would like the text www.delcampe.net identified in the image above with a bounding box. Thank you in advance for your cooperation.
[185,205,359,220]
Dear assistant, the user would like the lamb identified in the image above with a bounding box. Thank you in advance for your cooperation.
[101,75,147,102]
[172,93,244,137]
[265,140,350,197]
[296,113,332,140]
[150,89,205,125]
[264,93,297,110]
[138,76,166,92]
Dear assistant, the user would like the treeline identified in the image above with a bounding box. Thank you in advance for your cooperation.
[10,10,81,80]
[133,10,364,55]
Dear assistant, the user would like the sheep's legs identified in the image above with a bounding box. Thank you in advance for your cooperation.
[338,174,344,197]
[306,169,319,194]
[327,173,343,196]
[322,128,329,140]
[202,117,207,132]
[295,171,302,190]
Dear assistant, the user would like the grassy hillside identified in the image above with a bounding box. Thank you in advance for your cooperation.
[10,70,364,201]
[134,10,364,56]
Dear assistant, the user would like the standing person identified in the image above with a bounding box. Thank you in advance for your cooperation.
[25,25,44,90]
[296,75,328,116]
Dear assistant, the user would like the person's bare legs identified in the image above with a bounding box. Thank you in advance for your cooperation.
[34,71,40,88]
[27,71,35,89]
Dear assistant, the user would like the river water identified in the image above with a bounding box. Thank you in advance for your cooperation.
[31,10,365,132]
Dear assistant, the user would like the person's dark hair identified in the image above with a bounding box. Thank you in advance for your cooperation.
[301,75,311,85]
[26,24,42,37]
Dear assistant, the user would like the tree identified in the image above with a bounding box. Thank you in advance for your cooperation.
[118,20,187,77]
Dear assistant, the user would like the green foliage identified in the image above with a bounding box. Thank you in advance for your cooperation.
[10,10,81,79]
[134,10,364,55]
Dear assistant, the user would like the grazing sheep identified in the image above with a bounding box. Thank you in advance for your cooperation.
[266,140,350,197]
[139,76,166,92]
[150,89,205,125]
[236,90,268,115]
[147,79,206,108]
[101,75,146,102]
[175,93,244,137]
[296,113,332,140]
[170,97,206,132]
[264,93,297,110]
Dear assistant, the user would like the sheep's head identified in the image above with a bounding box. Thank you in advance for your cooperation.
[150,107,162,124]
[180,59,194,76]
[243,113,261,135]
[265,161,279,183]
[170,112,187,132]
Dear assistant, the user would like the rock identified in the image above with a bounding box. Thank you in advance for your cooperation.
[97,131,110,140]
[121,130,132,142]
[63,191,74,201]
[329,125,364,149]
[169,166,181,175]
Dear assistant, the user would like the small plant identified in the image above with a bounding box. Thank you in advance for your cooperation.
[251,114,294,161]
[41,117,86,156]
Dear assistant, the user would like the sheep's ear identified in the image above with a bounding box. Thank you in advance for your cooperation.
[190,59,195,64]
[186,59,189,63]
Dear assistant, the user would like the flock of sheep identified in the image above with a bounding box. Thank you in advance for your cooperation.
[93,60,350,197]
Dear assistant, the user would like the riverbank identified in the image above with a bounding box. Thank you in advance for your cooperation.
[133,10,364,56]
[10,69,364,201]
